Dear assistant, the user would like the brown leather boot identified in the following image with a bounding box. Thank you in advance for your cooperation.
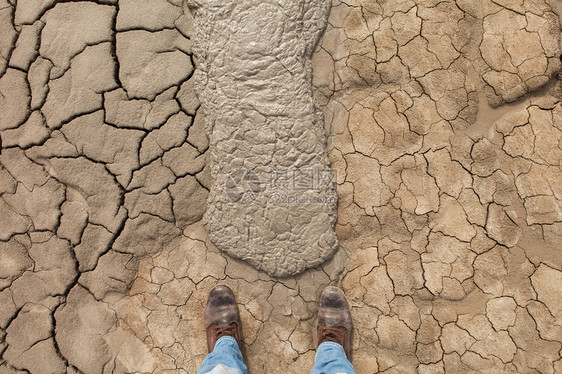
[317,286,353,358]
[204,285,241,353]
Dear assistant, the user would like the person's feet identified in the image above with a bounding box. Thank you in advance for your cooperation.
[317,286,353,358]
[204,285,241,352]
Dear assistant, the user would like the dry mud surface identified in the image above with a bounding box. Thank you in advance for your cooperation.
[0,0,561,373]
[188,0,338,277]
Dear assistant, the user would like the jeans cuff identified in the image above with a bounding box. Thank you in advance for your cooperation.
[215,335,238,346]
[318,341,345,353]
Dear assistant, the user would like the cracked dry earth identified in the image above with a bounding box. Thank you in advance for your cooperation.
[0,0,562,373]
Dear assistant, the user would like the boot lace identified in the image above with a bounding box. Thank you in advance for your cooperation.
[210,321,238,341]
[317,324,348,344]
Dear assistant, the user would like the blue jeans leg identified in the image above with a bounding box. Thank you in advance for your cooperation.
[197,336,247,374]
[311,341,356,374]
